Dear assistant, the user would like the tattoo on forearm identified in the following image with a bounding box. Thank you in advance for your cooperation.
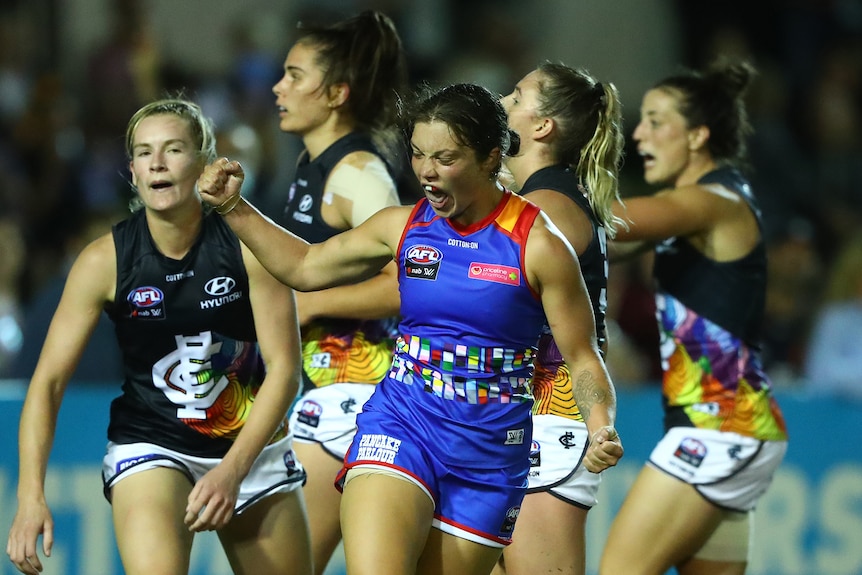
[573,370,613,421]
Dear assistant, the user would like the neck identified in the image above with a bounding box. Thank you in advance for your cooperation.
[303,116,357,160]
[675,152,718,188]
[145,203,203,260]
[506,143,557,188]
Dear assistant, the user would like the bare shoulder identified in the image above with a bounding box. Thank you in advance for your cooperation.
[68,231,117,302]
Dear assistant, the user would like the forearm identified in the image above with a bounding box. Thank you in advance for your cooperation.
[296,262,400,323]
[570,359,617,435]
[221,198,315,289]
[218,368,298,479]
[16,388,62,500]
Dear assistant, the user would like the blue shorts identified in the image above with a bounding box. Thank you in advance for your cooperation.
[337,375,532,547]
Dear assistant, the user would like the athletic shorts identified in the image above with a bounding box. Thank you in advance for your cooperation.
[648,427,788,512]
[336,375,532,547]
[288,383,377,460]
[101,434,306,514]
[527,414,599,509]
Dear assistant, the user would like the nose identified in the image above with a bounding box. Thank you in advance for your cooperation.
[273,74,286,96]
[149,151,166,171]
[414,156,436,181]
[632,120,646,143]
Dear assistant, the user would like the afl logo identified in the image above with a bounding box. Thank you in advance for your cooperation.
[205,277,236,296]
[406,245,442,264]
[127,286,164,307]
[674,436,708,468]
[300,400,323,417]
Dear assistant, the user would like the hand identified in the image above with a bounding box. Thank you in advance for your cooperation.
[583,425,623,473]
[6,498,53,574]
[197,158,245,209]
[183,464,241,532]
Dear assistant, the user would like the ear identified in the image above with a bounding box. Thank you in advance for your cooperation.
[687,125,710,151]
[483,147,502,175]
[534,117,554,141]
[328,83,350,109]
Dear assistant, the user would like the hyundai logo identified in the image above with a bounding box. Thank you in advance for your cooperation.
[205,276,236,296]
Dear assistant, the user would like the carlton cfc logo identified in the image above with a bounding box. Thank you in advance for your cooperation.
[128,286,164,307]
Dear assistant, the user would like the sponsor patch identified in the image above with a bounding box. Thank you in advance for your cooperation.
[356,433,402,464]
[674,436,707,468]
[297,400,323,427]
[467,262,520,286]
[116,454,158,473]
[127,286,166,319]
[505,428,525,445]
[404,244,442,280]
[499,505,520,536]
[529,440,541,467]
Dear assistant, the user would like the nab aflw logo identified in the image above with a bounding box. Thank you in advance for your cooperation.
[128,286,165,319]
[404,244,442,280]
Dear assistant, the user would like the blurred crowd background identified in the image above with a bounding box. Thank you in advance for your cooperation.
[1,0,861,400]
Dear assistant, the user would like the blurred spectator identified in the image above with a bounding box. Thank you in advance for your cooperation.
[802,233,862,401]
[761,218,823,384]
[0,218,26,377]
[7,209,125,383]
[605,252,662,386]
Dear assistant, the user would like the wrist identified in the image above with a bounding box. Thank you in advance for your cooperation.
[214,193,243,216]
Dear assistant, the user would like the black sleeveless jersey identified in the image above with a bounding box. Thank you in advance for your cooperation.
[105,210,274,457]
[653,166,767,345]
[277,132,402,390]
[519,165,609,421]
[280,132,392,243]
[520,164,608,346]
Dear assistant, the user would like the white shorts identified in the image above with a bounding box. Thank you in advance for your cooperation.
[288,383,377,460]
[648,427,787,512]
[527,414,599,508]
[101,434,306,514]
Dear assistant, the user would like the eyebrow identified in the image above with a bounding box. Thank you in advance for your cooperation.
[133,138,188,150]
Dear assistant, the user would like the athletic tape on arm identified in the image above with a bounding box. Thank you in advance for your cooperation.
[324,160,400,227]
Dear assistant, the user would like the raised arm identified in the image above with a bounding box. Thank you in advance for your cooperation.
[6,234,116,572]
[294,153,403,324]
[197,158,407,292]
[525,214,623,472]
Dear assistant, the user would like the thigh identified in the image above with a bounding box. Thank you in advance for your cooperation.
[293,440,346,574]
[418,528,503,575]
[499,491,588,575]
[599,465,724,575]
[340,471,435,575]
[219,490,313,575]
[111,467,195,575]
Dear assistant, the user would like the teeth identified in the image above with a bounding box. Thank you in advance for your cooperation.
[424,185,438,193]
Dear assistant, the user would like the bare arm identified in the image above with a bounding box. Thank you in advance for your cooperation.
[6,234,115,571]
[526,215,623,472]
[185,243,303,531]
[295,261,400,325]
[197,159,406,292]
[294,154,403,324]
[612,184,734,243]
